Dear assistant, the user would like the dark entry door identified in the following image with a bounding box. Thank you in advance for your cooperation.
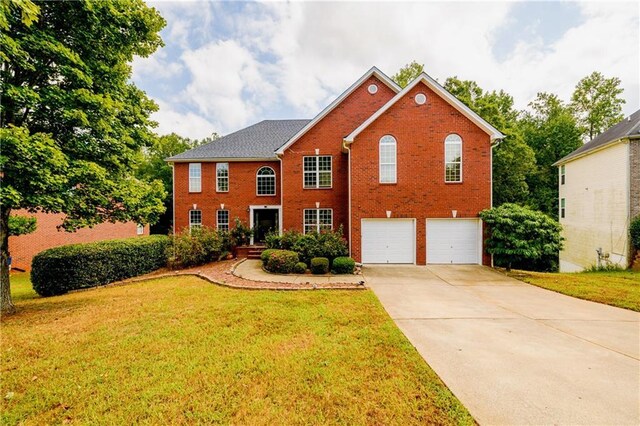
[253,209,278,243]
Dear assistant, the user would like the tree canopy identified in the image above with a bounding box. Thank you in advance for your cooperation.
[0,0,167,314]
[571,71,625,140]
[392,61,424,88]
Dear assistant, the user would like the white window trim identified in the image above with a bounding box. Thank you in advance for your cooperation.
[189,163,202,193]
[189,209,202,231]
[379,135,397,184]
[302,155,333,189]
[256,166,276,196]
[216,162,229,193]
[560,198,566,219]
[560,165,565,185]
[136,224,144,235]
[444,134,463,183]
[303,208,333,234]
[216,209,229,231]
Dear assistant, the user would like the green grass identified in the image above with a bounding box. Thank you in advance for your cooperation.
[513,270,640,311]
[1,273,473,425]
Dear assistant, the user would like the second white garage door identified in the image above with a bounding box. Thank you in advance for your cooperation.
[427,219,481,264]
[361,219,415,264]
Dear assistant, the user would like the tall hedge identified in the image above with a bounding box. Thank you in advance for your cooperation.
[31,235,169,296]
[631,215,640,250]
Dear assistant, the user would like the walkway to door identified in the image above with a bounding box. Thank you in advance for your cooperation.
[364,264,640,425]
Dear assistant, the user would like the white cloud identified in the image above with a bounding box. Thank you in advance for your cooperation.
[151,99,217,140]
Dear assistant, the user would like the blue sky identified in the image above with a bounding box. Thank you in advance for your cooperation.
[132,1,639,139]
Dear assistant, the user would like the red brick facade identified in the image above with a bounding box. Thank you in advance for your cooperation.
[171,69,495,265]
[9,211,147,271]
[349,82,492,265]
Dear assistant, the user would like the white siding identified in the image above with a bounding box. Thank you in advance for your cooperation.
[559,142,631,271]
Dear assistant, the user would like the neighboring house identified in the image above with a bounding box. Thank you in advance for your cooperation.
[167,67,504,265]
[9,211,148,271]
[554,109,640,272]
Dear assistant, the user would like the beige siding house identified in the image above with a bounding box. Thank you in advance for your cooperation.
[555,110,640,272]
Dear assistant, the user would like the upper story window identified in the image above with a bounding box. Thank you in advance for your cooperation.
[303,156,332,188]
[136,224,144,235]
[189,210,202,231]
[560,165,566,185]
[217,210,229,231]
[445,134,462,183]
[560,198,566,219]
[216,162,229,192]
[256,166,276,196]
[303,208,333,234]
[189,163,201,192]
[379,135,397,183]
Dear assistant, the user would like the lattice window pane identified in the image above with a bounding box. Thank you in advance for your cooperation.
[190,210,202,230]
[189,163,201,192]
[216,163,229,192]
[257,167,276,195]
[217,210,229,231]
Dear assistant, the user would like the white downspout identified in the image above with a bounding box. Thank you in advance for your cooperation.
[278,154,284,236]
[343,140,353,258]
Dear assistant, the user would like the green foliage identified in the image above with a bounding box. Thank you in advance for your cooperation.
[264,231,282,249]
[31,235,169,296]
[0,0,40,30]
[444,77,536,206]
[480,203,563,271]
[230,218,252,247]
[520,93,582,217]
[265,250,299,274]
[260,248,278,264]
[332,256,355,274]
[392,61,424,88]
[293,262,307,274]
[280,229,303,250]
[310,257,330,275]
[167,227,230,269]
[630,216,640,250]
[571,71,625,140]
[292,228,349,265]
[7,215,36,236]
[585,264,626,273]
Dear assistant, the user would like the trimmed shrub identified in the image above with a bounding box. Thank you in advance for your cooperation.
[260,248,278,264]
[280,229,303,250]
[311,257,329,274]
[264,231,282,249]
[265,250,299,274]
[167,227,227,269]
[332,256,355,274]
[31,235,169,296]
[293,262,307,274]
[631,215,640,250]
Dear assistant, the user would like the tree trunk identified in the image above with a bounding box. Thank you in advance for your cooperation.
[0,207,16,315]
[506,261,512,272]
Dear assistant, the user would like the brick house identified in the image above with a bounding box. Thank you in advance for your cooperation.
[554,109,640,271]
[9,211,148,271]
[167,67,503,265]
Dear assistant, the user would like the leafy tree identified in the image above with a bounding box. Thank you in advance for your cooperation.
[0,0,39,30]
[137,133,211,233]
[571,71,625,140]
[392,60,424,88]
[480,203,563,271]
[0,1,166,314]
[444,77,536,206]
[520,93,582,217]
[8,215,36,237]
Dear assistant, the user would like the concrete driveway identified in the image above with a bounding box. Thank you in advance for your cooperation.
[365,265,640,425]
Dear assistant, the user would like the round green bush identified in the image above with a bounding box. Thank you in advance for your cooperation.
[260,249,278,264]
[310,257,329,275]
[265,250,299,274]
[31,235,170,296]
[332,256,355,274]
[293,262,307,274]
[631,215,640,250]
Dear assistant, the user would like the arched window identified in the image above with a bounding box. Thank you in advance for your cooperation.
[379,135,397,183]
[445,134,462,182]
[256,166,276,195]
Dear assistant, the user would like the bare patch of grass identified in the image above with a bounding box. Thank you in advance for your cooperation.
[1,273,473,425]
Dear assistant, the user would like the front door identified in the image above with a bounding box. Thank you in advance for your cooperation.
[253,209,278,243]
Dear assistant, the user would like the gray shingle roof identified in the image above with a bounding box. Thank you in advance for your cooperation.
[556,109,640,164]
[166,119,311,161]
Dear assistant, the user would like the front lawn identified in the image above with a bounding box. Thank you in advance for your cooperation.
[1,274,473,425]
[513,270,640,311]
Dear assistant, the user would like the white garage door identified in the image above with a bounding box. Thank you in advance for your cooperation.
[427,219,481,264]
[361,219,415,264]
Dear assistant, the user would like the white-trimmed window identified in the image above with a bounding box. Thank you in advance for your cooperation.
[216,163,229,192]
[303,209,333,234]
[256,166,276,196]
[189,210,202,230]
[379,135,397,183]
[560,165,565,185]
[136,224,144,235]
[217,210,229,231]
[560,198,566,219]
[445,134,462,182]
[303,156,332,188]
[189,163,202,192]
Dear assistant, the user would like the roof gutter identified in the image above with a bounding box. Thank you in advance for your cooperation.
[165,157,278,163]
